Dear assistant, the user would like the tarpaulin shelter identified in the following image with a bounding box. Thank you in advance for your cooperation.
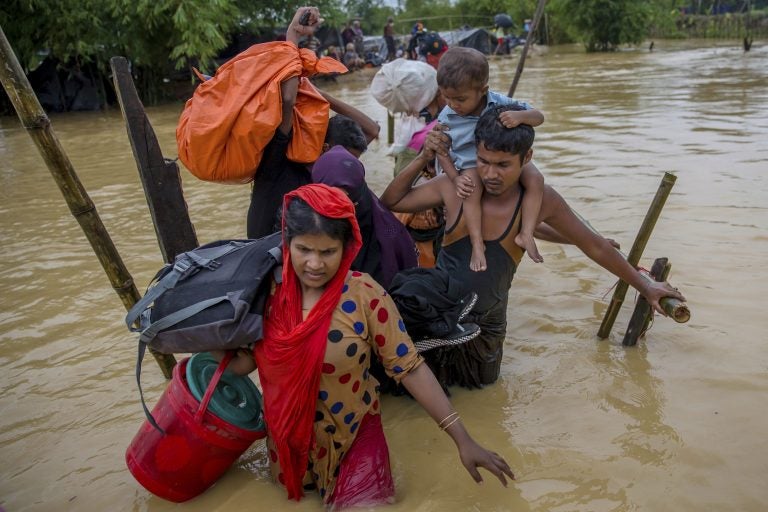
[438,28,494,54]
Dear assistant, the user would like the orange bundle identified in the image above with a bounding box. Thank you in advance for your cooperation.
[177,42,347,183]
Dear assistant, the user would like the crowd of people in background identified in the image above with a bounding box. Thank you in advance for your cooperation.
[299,17,469,71]
[295,15,526,73]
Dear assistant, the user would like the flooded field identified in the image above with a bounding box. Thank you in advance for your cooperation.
[1,39,767,511]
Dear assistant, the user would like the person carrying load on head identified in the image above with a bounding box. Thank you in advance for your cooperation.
[420,32,449,69]
[370,59,447,267]
[175,7,379,239]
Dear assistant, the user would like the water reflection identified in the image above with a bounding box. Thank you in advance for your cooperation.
[598,341,683,464]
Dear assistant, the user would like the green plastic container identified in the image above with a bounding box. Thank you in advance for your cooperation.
[186,352,266,432]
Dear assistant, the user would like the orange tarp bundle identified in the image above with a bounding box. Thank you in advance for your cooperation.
[176,42,348,183]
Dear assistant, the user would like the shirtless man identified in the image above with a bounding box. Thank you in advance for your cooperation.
[380,104,684,388]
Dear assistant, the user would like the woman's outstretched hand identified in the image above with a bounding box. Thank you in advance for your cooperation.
[458,438,515,486]
[400,364,515,488]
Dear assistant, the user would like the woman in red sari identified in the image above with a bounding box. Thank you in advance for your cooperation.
[222,184,513,509]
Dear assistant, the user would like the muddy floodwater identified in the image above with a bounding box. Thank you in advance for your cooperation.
[1,39,767,511]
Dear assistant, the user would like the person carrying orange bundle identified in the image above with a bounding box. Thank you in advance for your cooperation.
[176,7,346,184]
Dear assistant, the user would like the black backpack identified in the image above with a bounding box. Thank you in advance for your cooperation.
[126,232,282,352]
[125,232,282,430]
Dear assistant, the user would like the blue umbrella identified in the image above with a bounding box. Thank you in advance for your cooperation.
[494,13,514,28]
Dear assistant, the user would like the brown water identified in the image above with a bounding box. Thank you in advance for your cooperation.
[1,40,767,512]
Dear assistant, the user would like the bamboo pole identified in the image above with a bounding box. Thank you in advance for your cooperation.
[641,261,672,334]
[0,26,176,378]
[597,172,677,339]
[624,260,691,343]
[647,276,690,323]
[571,209,690,329]
[387,111,395,145]
[744,0,753,51]
[623,258,668,346]
[508,0,547,98]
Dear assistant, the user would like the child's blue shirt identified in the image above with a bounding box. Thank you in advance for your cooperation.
[437,90,531,170]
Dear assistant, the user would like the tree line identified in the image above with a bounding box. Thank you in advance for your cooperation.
[1,0,764,110]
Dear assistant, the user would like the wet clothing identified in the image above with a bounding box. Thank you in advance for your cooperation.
[247,130,310,239]
[437,92,531,170]
[425,192,525,388]
[393,119,444,268]
[256,184,363,500]
[389,267,472,339]
[328,413,395,509]
[394,207,443,268]
[261,271,423,502]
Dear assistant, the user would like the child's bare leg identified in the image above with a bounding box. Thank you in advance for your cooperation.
[515,162,545,263]
[461,168,486,272]
[514,231,542,263]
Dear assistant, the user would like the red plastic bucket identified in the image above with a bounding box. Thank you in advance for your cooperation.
[125,355,266,502]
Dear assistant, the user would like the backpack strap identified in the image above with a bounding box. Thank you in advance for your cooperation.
[185,241,249,270]
[138,295,231,344]
[125,242,249,333]
[268,245,283,284]
[135,341,165,434]
[125,257,194,332]
[135,343,237,434]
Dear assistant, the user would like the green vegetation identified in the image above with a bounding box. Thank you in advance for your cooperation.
[0,0,764,110]
[1,0,348,74]
[549,0,652,51]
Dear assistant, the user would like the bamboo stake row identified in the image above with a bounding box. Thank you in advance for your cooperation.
[0,26,176,378]
[597,172,677,339]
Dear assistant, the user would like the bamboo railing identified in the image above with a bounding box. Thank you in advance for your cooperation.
[597,172,678,339]
[0,26,176,378]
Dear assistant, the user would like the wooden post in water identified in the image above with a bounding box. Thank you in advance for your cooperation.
[623,258,669,346]
[597,172,677,339]
[508,0,547,98]
[744,0,753,51]
[623,258,690,346]
[110,57,198,263]
[0,28,176,378]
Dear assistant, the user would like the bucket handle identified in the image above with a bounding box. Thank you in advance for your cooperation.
[194,351,235,424]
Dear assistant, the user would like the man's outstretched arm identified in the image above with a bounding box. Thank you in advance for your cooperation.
[538,185,683,314]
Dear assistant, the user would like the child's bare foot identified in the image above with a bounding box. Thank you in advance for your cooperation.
[515,232,543,263]
[470,243,487,272]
